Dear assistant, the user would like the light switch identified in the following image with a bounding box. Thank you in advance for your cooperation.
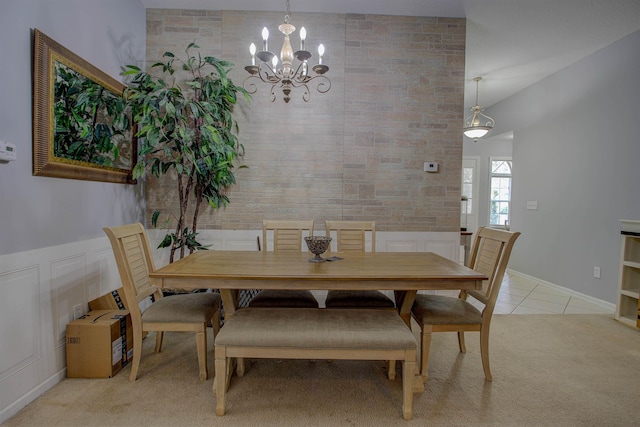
[526,201,538,210]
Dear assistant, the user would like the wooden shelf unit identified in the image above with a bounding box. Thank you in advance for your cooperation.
[615,220,640,329]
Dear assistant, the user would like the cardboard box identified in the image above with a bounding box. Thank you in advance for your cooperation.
[66,310,133,378]
[89,289,153,339]
[89,287,127,311]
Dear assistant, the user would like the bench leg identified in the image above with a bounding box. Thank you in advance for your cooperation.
[196,326,208,381]
[387,360,396,380]
[237,357,245,377]
[214,348,227,416]
[402,350,416,421]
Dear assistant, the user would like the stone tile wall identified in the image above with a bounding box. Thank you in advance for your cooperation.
[145,9,465,232]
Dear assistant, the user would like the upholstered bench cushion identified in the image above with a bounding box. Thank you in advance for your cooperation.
[247,290,319,308]
[412,294,482,325]
[325,290,395,308]
[215,308,416,350]
[142,293,221,323]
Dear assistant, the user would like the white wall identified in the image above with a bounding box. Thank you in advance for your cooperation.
[482,30,640,303]
[0,0,146,421]
[0,0,146,256]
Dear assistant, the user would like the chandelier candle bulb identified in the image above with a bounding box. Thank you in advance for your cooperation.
[262,27,269,51]
[300,26,306,50]
[250,43,256,66]
[318,44,325,65]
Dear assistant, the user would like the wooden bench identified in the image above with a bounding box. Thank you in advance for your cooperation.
[214,307,418,420]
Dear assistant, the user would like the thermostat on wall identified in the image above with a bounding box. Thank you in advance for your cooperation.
[423,161,438,172]
[0,140,17,162]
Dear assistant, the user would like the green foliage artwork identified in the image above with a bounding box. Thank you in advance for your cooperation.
[53,61,130,167]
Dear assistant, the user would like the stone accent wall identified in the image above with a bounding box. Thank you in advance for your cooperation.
[145,9,465,232]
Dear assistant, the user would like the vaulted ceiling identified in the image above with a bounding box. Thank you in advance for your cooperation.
[140,0,640,111]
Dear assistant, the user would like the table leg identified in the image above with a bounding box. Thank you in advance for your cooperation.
[395,290,416,327]
[220,289,239,318]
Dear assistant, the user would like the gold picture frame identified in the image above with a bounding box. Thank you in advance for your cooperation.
[32,29,136,184]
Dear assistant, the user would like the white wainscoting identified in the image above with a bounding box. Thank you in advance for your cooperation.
[0,230,459,422]
[0,237,122,423]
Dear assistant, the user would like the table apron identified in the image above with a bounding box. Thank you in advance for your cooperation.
[149,277,483,291]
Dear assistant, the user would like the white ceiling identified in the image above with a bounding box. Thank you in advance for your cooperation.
[139,0,640,111]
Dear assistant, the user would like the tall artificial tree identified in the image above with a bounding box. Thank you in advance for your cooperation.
[123,43,249,262]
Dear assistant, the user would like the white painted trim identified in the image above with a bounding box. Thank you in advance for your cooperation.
[0,370,66,423]
[462,156,480,233]
[0,238,118,424]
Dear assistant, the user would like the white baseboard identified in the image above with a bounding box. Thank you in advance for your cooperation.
[507,269,615,312]
[0,369,66,424]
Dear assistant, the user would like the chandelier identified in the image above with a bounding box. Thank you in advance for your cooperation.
[243,0,331,103]
[463,77,495,142]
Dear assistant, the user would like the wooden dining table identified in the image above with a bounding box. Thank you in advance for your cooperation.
[148,250,487,327]
[149,250,486,393]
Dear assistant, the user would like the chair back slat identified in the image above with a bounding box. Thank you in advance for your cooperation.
[325,221,376,253]
[273,229,304,252]
[466,227,521,311]
[262,220,314,252]
[104,223,162,317]
[120,234,157,304]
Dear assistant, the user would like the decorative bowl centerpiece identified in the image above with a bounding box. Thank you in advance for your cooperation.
[304,236,332,263]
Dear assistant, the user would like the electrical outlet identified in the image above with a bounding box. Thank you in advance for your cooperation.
[73,304,84,320]
[593,266,601,279]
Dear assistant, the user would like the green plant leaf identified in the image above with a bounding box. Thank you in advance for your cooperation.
[151,210,161,227]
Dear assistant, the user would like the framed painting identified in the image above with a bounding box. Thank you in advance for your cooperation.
[32,28,136,184]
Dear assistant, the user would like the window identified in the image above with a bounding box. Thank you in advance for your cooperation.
[489,159,512,228]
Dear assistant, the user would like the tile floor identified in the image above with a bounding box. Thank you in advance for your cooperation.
[435,271,614,315]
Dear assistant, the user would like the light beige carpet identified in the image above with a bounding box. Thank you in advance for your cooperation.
[4,314,640,426]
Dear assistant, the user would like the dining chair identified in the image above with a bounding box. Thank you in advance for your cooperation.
[103,223,221,382]
[246,220,319,308]
[411,226,520,382]
[323,221,396,378]
[323,220,395,309]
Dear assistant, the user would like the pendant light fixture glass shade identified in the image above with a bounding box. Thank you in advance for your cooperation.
[463,77,495,142]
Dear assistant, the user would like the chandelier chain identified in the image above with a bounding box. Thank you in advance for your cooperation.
[285,0,291,24]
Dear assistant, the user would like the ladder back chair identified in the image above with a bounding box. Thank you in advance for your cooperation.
[323,221,395,309]
[247,220,319,308]
[323,220,396,379]
[104,223,221,382]
[411,226,521,382]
